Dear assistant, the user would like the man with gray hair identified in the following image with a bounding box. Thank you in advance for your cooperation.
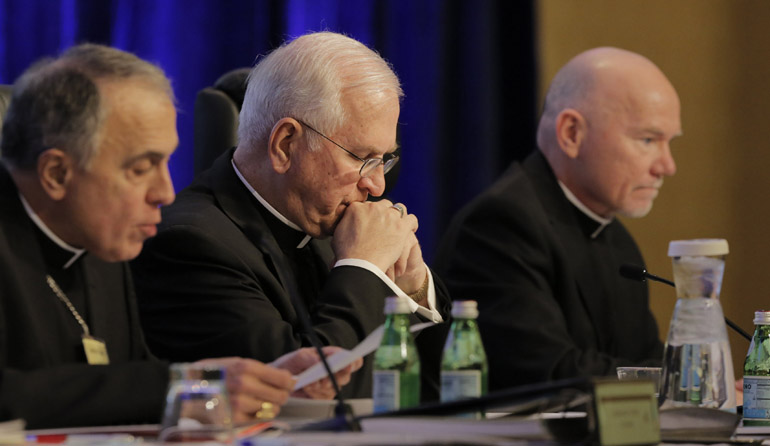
[436,47,680,390]
[0,43,358,428]
[132,32,451,398]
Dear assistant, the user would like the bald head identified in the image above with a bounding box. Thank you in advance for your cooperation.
[537,47,681,219]
[538,47,676,151]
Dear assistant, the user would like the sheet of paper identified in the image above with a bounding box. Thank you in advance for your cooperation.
[293,321,434,390]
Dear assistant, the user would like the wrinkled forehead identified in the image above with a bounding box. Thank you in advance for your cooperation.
[335,91,400,152]
[587,66,679,126]
[97,77,174,110]
[95,81,178,158]
[340,88,400,121]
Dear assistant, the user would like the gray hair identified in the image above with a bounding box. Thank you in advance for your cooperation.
[1,43,173,170]
[238,31,403,151]
[536,63,596,151]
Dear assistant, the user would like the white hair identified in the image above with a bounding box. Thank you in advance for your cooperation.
[238,31,403,151]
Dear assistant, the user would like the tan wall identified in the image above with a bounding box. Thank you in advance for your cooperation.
[537,0,770,376]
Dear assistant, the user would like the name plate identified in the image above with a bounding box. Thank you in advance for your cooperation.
[593,379,659,446]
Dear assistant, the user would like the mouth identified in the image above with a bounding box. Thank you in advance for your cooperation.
[637,180,662,191]
[634,187,660,201]
[138,223,158,238]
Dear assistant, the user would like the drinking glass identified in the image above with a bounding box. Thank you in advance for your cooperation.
[160,363,233,442]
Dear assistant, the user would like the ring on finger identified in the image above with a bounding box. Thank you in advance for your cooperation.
[255,401,276,420]
[391,203,405,218]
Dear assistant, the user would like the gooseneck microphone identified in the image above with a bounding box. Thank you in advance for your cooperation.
[257,237,360,431]
[618,264,675,287]
[619,264,751,341]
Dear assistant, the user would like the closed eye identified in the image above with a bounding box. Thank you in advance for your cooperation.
[130,161,153,176]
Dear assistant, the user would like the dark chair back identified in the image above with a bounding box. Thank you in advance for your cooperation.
[0,84,12,126]
[193,68,251,175]
[0,85,12,155]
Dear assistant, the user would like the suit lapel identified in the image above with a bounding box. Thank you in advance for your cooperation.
[522,152,612,349]
[0,166,76,364]
[309,238,334,272]
[10,226,65,364]
[207,150,303,312]
[81,255,115,340]
[556,219,613,348]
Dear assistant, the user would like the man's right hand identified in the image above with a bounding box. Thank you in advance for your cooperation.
[332,200,418,274]
[195,357,294,423]
[271,346,363,400]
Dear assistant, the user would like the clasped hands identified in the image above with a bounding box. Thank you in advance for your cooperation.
[332,199,427,297]
[195,346,362,423]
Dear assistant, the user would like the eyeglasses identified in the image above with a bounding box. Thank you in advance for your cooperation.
[296,119,399,178]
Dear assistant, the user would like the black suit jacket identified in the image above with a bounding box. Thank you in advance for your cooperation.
[132,149,451,399]
[435,151,663,391]
[0,165,168,428]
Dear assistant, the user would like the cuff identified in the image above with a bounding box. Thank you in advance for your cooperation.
[333,258,443,323]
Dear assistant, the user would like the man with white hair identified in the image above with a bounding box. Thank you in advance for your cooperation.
[132,32,450,398]
[436,47,680,390]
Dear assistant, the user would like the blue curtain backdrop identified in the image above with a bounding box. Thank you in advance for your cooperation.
[0,0,536,262]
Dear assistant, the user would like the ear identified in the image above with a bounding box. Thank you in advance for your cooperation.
[554,108,587,159]
[37,148,75,201]
[267,118,302,174]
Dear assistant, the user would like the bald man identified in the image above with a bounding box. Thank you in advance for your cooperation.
[435,47,680,390]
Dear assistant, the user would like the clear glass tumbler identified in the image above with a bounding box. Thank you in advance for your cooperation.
[160,363,233,442]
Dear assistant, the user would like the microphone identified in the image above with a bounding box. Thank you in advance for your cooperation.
[619,264,751,341]
[257,237,360,431]
[289,283,361,431]
[298,376,594,436]
[618,264,674,287]
[359,376,592,418]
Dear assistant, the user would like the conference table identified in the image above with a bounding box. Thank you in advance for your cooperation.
[18,399,768,446]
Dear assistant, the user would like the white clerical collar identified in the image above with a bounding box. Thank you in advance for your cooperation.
[19,193,85,269]
[231,158,311,249]
[557,181,612,239]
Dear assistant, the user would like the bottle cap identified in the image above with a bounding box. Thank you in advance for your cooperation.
[451,300,479,319]
[668,239,729,257]
[383,296,411,314]
[754,311,770,325]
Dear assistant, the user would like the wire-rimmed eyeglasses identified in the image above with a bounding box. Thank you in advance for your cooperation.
[295,119,399,178]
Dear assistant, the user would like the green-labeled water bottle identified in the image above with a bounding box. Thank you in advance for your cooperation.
[743,310,770,425]
[441,300,488,417]
[372,296,420,413]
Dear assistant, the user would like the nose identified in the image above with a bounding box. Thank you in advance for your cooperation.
[652,143,677,178]
[358,167,386,197]
[148,162,176,207]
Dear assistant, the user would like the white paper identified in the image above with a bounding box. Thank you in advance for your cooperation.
[293,321,434,390]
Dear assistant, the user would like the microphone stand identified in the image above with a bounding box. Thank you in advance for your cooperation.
[620,264,752,341]
[261,236,361,432]
[358,376,592,419]
[291,288,361,431]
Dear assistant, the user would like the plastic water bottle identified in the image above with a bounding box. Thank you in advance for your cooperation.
[743,311,770,425]
[659,239,736,411]
[441,300,488,417]
[373,296,420,413]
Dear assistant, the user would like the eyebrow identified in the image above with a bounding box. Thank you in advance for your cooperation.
[635,128,684,139]
[358,142,400,159]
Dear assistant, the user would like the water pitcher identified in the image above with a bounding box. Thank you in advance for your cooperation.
[659,239,736,410]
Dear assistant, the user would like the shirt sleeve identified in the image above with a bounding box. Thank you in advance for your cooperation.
[333,259,443,323]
